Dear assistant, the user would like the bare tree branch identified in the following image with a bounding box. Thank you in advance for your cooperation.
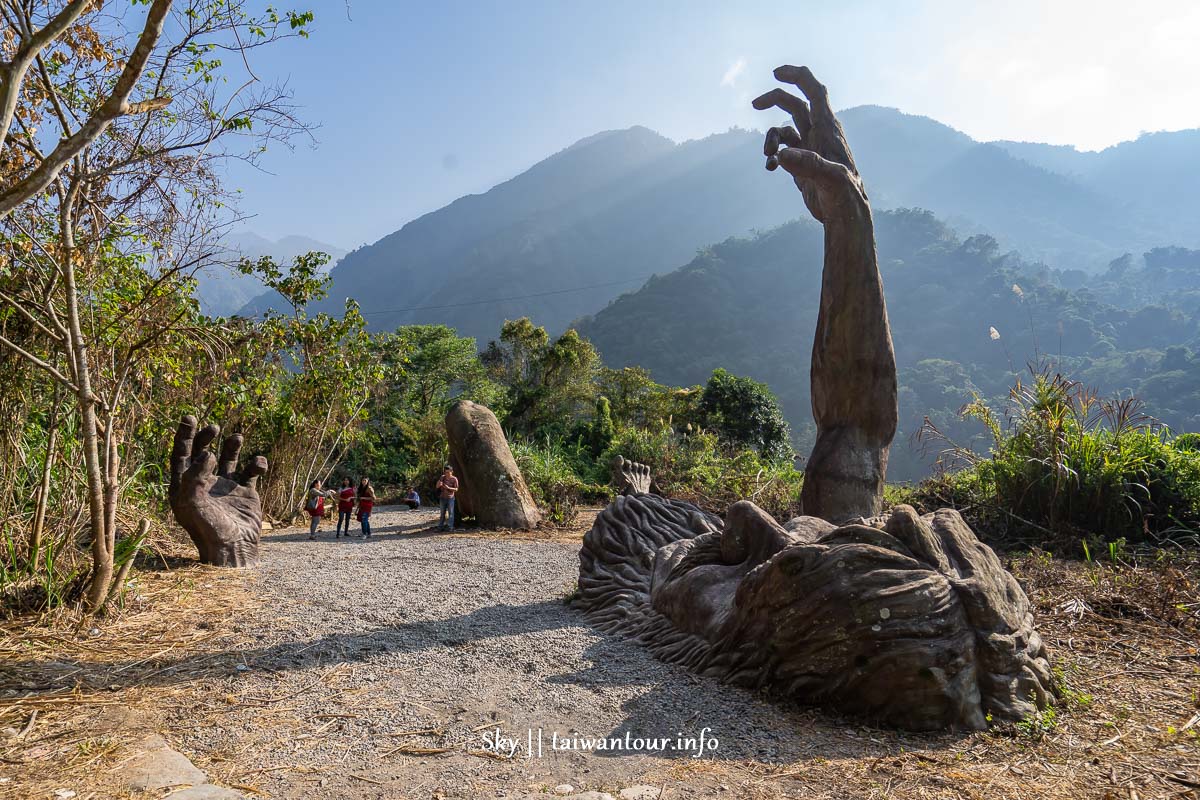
[0,329,78,392]
[0,0,90,156]
[0,0,174,221]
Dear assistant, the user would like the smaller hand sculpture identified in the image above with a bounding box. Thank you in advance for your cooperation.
[169,415,268,567]
[611,455,652,495]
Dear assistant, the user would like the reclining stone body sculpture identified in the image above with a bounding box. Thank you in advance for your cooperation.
[169,415,268,567]
[575,67,1054,730]
[579,461,1053,730]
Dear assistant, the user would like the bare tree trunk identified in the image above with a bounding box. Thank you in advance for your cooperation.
[30,396,59,571]
[58,185,113,611]
[103,518,148,612]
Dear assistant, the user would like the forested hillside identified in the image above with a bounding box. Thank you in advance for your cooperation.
[240,108,1200,339]
[576,210,1200,480]
[240,126,801,339]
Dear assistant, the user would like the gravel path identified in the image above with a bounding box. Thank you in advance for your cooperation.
[165,505,823,799]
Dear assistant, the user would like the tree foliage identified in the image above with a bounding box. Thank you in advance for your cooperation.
[699,368,792,463]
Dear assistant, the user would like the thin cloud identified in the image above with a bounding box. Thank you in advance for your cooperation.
[720,58,746,88]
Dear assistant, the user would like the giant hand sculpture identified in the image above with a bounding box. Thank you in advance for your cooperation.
[169,415,268,567]
[577,461,1055,731]
[753,65,898,522]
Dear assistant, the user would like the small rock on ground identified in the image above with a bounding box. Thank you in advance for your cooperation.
[166,786,246,799]
[117,732,207,791]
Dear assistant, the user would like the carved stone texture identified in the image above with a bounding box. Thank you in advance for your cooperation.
[753,65,898,522]
[445,400,541,530]
[611,455,651,495]
[169,415,267,568]
[576,478,1054,731]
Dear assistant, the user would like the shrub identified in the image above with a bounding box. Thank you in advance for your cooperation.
[916,368,1200,548]
[699,368,793,463]
[1175,432,1200,452]
[511,438,609,525]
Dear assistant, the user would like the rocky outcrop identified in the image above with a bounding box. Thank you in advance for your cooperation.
[445,401,541,529]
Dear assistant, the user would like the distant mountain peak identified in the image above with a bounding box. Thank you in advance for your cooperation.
[562,125,673,153]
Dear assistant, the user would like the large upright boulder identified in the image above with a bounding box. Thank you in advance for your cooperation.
[444,401,541,529]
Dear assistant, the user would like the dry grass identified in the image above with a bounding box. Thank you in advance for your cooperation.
[0,562,260,799]
[1,534,1197,800]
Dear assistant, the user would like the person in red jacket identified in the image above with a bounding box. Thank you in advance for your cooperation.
[335,477,355,538]
[305,479,325,540]
[356,477,376,538]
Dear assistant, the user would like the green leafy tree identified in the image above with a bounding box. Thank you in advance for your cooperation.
[231,254,381,519]
[345,325,501,492]
[587,396,615,455]
[699,368,792,462]
[0,0,316,610]
[484,318,600,437]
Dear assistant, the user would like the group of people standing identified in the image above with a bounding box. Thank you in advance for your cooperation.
[305,476,377,539]
[303,464,461,540]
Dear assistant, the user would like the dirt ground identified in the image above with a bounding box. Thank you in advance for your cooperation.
[2,506,1198,799]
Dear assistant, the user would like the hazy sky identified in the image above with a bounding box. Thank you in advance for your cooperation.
[227,0,1200,249]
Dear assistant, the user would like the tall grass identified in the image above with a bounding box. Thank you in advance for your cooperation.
[598,425,804,521]
[510,438,607,524]
[510,423,805,526]
[917,368,1200,548]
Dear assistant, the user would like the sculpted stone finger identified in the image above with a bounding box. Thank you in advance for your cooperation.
[170,415,198,495]
[192,423,219,455]
[773,65,828,108]
[751,87,812,140]
[764,125,804,157]
[764,125,805,172]
[775,147,852,188]
[240,455,268,488]
[182,424,219,482]
[218,434,243,478]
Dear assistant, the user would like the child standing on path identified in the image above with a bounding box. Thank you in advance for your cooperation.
[336,477,355,538]
[436,465,459,531]
[306,479,325,540]
[356,477,376,538]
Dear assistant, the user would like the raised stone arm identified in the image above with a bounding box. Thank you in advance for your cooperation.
[753,65,898,522]
[169,415,267,567]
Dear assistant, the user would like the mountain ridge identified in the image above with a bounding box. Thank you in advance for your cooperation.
[237,107,1200,341]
